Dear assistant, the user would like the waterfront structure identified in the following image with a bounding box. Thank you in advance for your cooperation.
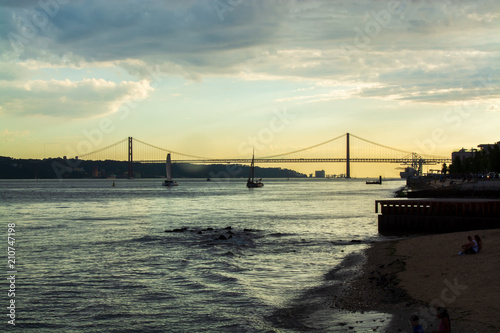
[376,199,500,234]
[452,148,477,161]
[315,170,325,178]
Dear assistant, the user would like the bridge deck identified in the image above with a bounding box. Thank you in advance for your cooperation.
[136,158,451,164]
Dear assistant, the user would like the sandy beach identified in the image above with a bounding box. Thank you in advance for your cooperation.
[396,229,500,332]
[335,229,500,332]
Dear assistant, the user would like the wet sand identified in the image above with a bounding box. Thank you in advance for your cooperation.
[335,229,500,332]
[268,229,499,332]
[268,250,399,332]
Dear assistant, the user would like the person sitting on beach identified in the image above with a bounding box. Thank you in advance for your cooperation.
[474,235,483,252]
[459,236,478,255]
[432,307,451,333]
[409,315,425,333]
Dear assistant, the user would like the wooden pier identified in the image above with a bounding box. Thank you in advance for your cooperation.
[376,199,500,234]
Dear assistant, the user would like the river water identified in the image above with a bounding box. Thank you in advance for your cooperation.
[0,178,405,332]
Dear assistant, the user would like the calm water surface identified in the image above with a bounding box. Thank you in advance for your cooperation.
[0,178,405,332]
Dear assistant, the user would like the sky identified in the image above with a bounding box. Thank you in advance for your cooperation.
[0,0,499,177]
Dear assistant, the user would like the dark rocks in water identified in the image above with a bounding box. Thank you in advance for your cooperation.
[217,232,233,241]
[243,228,258,232]
[165,226,259,246]
[350,239,362,243]
[165,227,188,233]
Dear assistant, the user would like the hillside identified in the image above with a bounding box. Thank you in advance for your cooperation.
[0,156,307,179]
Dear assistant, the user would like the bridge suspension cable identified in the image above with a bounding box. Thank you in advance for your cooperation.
[349,133,412,155]
[349,133,449,159]
[132,138,212,160]
[79,138,128,159]
[261,133,346,158]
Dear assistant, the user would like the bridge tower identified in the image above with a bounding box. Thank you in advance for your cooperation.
[128,137,133,178]
[346,132,350,178]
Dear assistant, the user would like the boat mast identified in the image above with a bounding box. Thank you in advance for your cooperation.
[166,153,172,181]
[251,149,256,181]
[248,149,255,182]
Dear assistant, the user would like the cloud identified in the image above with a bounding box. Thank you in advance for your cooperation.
[0,61,28,81]
[0,0,498,113]
[0,78,153,118]
[0,128,30,142]
[3,1,285,62]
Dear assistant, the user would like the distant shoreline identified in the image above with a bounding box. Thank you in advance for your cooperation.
[0,156,307,179]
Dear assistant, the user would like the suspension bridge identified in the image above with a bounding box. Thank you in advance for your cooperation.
[77,133,451,178]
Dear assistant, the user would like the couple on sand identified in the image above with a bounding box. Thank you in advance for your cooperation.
[459,235,482,255]
[410,307,451,333]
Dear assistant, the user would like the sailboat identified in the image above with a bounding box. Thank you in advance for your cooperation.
[162,153,178,186]
[246,150,263,188]
[366,176,382,185]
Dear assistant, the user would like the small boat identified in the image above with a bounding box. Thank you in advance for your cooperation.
[162,153,178,187]
[247,150,263,188]
[366,176,382,185]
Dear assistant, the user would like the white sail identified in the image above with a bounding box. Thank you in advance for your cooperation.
[162,153,178,186]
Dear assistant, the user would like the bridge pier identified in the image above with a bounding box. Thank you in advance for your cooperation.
[128,137,133,178]
[346,132,350,178]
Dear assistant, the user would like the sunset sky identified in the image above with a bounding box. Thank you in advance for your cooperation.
[0,0,499,177]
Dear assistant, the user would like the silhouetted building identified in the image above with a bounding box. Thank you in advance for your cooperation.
[453,141,500,161]
[92,166,99,178]
[478,141,500,151]
[452,148,477,161]
[315,170,325,178]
